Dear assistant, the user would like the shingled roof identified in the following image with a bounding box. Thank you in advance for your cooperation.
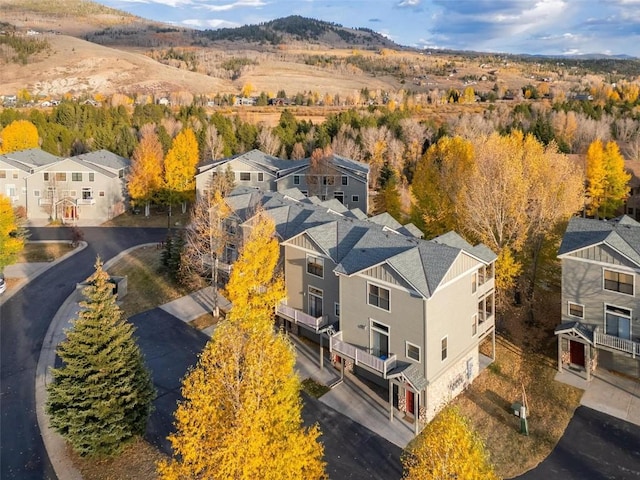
[558,215,640,267]
[226,188,497,300]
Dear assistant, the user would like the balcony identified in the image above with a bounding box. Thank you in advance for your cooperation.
[39,198,53,206]
[329,331,397,378]
[276,303,328,332]
[594,329,640,358]
[77,198,95,205]
[477,311,495,337]
[202,256,233,274]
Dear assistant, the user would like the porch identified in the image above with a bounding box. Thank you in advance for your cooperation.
[594,329,640,358]
[276,302,330,333]
[329,330,397,378]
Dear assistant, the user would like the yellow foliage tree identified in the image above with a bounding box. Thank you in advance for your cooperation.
[586,139,631,218]
[0,194,25,271]
[241,82,254,98]
[0,120,39,153]
[225,211,285,329]
[163,128,199,212]
[402,406,497,480]
[127,128,164,217]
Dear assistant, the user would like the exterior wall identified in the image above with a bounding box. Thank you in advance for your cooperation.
[25,160,125,222]
[277,169,368,213]
[424,345,479,422]
[339,268,426,372]
[425,263,489,381]
[196,160,277,198]
[283,239,340,326]
[561,253,640,341]
[0,161,29,210]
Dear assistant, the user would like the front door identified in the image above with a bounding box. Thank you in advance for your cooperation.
[570,340,585,367]
[406,389,415,415]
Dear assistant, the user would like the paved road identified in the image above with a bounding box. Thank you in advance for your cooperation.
[514,406,640,480]
[130,308,404,480]
[0,227,167,480]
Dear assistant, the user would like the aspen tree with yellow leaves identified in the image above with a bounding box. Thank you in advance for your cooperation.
[586,139,631,218]
[158,212,326,480]
[402,407,497,480]
[163,128,199,216]
[0,120,39,153]
[127,127,164,217]
[0,194,25,271]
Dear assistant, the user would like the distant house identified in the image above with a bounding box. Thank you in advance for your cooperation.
[195,149,370,213]
[0,149,129,224]
[555,216,640,380]
[219,187,497,434]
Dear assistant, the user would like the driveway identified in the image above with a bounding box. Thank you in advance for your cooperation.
[130,308,404,480]
[0,227,167,480]
[514,406,640,480]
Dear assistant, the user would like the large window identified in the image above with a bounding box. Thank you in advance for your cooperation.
[605,304,632,339]
[82,188,92,200]
[370,320,389,358]
[239,172,251,181]
[308,286,323,318]
[55,172,66,182]
[72,172,82,181]
[306,255,324,278]
[441,336,448,361]
[406,341,421,362]
[604,269,634,295]
[368,284,390,311]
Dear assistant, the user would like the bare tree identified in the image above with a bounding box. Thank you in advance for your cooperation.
[331,124,363,161]
[204,124,225,161]
[257,125,282,156]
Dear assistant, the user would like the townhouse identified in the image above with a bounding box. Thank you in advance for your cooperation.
[0,149,129,223]
[221,186,497,434]
[555,216,640,380]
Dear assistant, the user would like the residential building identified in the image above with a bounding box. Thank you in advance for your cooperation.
[195,149,370,213]
[222,187,497,434]
[555,216,640,380]
[0,149,129,223]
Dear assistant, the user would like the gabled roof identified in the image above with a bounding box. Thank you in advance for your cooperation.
[0,149,61,169]
[368,212,403,230]
[554,321,596,344]
[559,216,640,266]
[225,188,496,299]
[433,231,497,264]
[198,149,306,176]
[397,223,423,239]
[73,150,129,170]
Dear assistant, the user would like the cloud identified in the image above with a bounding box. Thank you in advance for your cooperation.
[199,0,267,12]
[369,18,382,23]
[397,0,420,6]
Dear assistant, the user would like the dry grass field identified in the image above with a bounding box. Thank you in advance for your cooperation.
[17,242,75,263]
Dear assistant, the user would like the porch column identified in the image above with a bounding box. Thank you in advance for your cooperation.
[557,335,563,373]
[414,392,420,436]
[319,334,323,371]
[389,380,394,422]
[585,343,591,381]
[492,328,496,361]
[340,357,344,380]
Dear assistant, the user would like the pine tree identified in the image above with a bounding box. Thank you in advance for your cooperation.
[46,258,155,457]
[402,407,497,480]
[158,212,325,480]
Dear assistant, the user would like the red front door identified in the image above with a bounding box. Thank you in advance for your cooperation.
[406,390,415,415]
[570,340,585,367]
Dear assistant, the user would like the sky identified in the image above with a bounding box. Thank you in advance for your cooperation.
[96,0,640,57]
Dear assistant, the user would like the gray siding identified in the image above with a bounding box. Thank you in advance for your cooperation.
[442,252,475,285]
[196,159,277,197]
[568,244,635,267]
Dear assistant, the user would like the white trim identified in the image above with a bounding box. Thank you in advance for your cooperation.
[441,335,448,361]
[405,341,421,363]
[604,303,632,339]
[306,253,325,279]
[370,318,390,358]
[471,313,478,336]
[358,270,421,297]
[334,302,340,317]
[567,301,585,319]
[367,281,391,312]
[281,233,332,258]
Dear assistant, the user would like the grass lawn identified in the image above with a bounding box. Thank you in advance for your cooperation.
[105,246,190,318]
[18,242,75,263]
[301,378,331,398]
[102,204,190,229]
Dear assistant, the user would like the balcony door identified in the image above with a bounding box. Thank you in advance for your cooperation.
[370,320,389,358]
[308,286,323,318]
[605,305,631,340]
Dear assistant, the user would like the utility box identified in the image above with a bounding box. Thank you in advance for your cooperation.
[511,402,522,417]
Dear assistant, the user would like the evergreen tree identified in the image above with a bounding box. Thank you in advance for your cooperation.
[46,258,155,457]
[374,162,402,220]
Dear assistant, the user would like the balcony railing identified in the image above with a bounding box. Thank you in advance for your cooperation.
[39,198,53,205]
[276,303,328,332]
[329,331,397,377]
[594,330,640,358]
[77,198,95,205]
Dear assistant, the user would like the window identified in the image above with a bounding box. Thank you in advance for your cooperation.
[12,171,17,179]
[368,284,390,311]
[257,172,264,182]
[568,302,584,319]
[406,342,421,362]
[43,172,49,181]
[605,304,632,339]
[441,336,448,361]
[308,286,323,318]
[55,172,66,182]
[472,313,477,336]
[226,244,237,263]
[352,195,359,203]
[293,175,300,185]
[335,303,340,317]
[604,269,634,295]
[88,173,94,182]
[306,254,324,278]
[370,320,389,358]
[334,192,344,204]
[478,292,494,323]
[72,172,82,181]
[33,190,40,197]
[472,272,477,294]
[0,170,5,178]
[239,172,251,181]
[322,176,335,186]
[341,176,348,186]
[466,358,474,380]
[99,191,105,197]
[70,190,77,197]
[82,188,92,200]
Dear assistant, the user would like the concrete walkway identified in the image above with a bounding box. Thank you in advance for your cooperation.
[556,368,640,426]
